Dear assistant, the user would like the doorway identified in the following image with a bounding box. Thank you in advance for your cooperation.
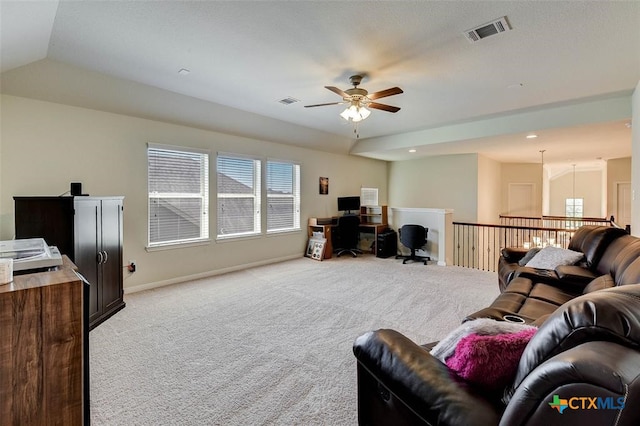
[616,182,631,228]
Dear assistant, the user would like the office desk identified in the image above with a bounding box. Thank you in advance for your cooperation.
[308,218,388,258]
[359,223,388,253]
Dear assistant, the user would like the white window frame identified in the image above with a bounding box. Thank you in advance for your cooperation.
[216,153,262,240]
[266,160,301,234]
[565,197,584,229]
[147,143,210,249]
[565,198,584,218]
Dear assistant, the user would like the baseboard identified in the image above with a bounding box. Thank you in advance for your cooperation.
[124,254,301,294]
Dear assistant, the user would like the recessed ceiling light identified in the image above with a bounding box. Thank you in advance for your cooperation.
[178,68,191,76]
[526,134,538,139]
[409,149,417,153]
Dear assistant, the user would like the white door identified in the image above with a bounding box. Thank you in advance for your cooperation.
[616,182,631,228]
[508,183,536,217]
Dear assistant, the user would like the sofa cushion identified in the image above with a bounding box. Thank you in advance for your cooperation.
[567,225,627,268]
[528,284,576,306]
[503,277,534,296]
[595,235,637,275]
[517,297,562,319]
[616,256,640,286]
[524,246,583,269]
[582,274,615,293]
[446,328,537,391]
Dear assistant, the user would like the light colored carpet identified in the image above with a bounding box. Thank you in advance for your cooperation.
[89,256,499,425]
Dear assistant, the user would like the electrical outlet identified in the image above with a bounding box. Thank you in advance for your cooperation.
[128,261,136,273]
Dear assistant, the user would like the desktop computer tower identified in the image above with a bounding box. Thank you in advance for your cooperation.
[376,230,398,258]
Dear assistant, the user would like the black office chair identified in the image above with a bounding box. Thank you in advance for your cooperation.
[334,215,362,257]
[395,224,430,265]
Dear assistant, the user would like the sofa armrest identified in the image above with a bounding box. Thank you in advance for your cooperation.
[464,306,537,324]
[353,329,499,426]
[554,265,597,284]
[501,341,640,426]
[513,266,595,294]
[501,247,528,263]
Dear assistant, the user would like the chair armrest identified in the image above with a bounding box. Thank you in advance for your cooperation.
[353,329,499,426]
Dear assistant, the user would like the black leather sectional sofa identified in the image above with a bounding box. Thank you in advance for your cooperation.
[353,225,640,425]
[468,225,639,324]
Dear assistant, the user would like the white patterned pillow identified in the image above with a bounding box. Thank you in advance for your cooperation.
[430,318,536,363]
[525,246,584,270]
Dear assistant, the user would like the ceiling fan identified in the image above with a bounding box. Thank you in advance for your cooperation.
[304,75,403,123]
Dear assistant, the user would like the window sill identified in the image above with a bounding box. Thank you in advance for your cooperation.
[146,239,211,252]
[266,228,302,237]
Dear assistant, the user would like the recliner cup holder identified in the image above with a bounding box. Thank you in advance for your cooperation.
[503,314,525,323]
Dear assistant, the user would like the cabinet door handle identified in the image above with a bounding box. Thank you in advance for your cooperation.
[97,251,104,264]
[102,250,108,264]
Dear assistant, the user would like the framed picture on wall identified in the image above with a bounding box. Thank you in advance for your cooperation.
[319,177,329,195]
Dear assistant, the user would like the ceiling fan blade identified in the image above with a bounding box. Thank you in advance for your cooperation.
[367,87,403,100]
[368,102,401,113]
[304,102,344,108]
[325,86,349,98]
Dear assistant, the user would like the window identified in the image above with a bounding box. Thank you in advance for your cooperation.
[565,198,584,229]
[267,160,300,233]
[148,144,209,247]
[360,187,379,206]
[217,154,261,239]
[565,198,583,218]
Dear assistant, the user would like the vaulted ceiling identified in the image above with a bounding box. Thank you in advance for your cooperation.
[1,1,638,165]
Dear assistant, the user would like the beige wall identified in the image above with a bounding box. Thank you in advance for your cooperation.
[477,155,501,224]
[0,94,388,291]
[387,154,478,222]
[500,163,543,217]
[548,169,603,217]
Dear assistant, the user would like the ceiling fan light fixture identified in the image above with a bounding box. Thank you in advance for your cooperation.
[340,103,370,122]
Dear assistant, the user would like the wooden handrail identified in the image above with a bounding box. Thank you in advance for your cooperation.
[453,222,578,232]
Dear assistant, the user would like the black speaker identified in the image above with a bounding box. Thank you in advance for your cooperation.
[70,182,82,196]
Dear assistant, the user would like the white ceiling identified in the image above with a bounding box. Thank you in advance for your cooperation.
[1,0,638,165]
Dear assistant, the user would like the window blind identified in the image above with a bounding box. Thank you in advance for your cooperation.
[217,154,261,238]
[148,145,209,247]
[267,161,300,233]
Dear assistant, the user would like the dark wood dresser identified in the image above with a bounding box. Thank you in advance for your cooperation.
[0,263,87,425]
[14,196,125,329]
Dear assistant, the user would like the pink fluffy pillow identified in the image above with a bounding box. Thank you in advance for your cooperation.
[446,328,537,390]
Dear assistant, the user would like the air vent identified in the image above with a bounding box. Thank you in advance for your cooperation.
[464,16,511,43]
[278,97,299,105]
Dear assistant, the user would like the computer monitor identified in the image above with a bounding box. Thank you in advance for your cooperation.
[337,196,360,214]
